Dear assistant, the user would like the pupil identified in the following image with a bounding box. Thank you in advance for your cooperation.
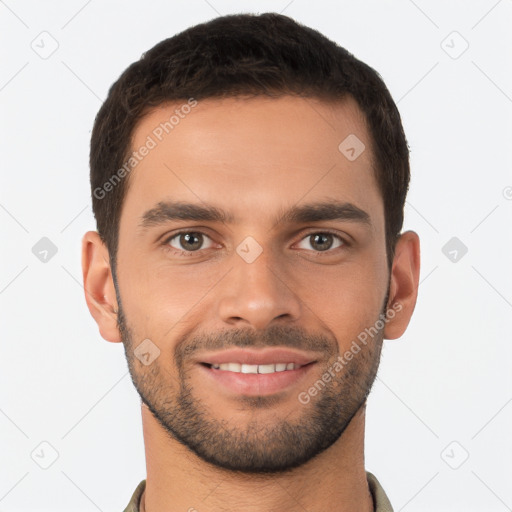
[312,233,332,251]
[182,232,201,250]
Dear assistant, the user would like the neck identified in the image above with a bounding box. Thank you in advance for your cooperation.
[140,402,374,512]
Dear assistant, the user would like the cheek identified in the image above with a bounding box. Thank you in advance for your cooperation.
[289,258,387,344]
[118,256,226,338]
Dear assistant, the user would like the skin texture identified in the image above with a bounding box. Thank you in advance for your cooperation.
[82,95,420,512]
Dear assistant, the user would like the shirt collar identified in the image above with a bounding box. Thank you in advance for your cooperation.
[124,471,393,511]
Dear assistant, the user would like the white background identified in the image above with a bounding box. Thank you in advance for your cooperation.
[1,1,511,511]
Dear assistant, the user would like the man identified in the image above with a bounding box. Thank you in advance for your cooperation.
[82,12,420,512]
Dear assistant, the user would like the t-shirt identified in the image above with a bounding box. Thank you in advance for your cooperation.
[122,471,394,511]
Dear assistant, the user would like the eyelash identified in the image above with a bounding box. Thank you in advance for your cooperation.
[161,229,350,258]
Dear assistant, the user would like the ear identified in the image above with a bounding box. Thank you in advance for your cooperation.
[383,230,420,340]
[81,231,121,343]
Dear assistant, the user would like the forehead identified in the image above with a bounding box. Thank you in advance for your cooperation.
[121,95,382,231]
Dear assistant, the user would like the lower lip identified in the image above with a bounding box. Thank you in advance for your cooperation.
[197,362,316,396]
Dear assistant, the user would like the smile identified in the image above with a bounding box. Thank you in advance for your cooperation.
[198,362,316,396]
[206,362,305,373]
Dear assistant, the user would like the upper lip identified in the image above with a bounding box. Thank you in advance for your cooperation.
[198,348,318,366]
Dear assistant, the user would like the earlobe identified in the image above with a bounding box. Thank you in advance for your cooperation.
[383,230,421,340]
[81,231,122,343]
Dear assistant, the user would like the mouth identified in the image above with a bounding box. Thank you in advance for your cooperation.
[200,361,312,373]
[197,361,317,396]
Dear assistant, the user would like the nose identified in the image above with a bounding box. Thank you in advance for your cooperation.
[216,244,303,331]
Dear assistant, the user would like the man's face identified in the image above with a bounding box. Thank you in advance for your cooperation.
[115,95,390,473]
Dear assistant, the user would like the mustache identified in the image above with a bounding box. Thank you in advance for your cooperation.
[176,324,334,363]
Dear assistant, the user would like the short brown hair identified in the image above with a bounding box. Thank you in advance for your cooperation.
[90,12,410,272]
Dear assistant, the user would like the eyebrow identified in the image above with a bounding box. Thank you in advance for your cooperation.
[138,199,372,233]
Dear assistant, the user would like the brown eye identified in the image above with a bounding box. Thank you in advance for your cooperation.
[167,232,212,252]
[310,233,333,251]
[296,232,345,252]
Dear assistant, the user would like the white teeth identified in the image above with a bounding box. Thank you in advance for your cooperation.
[241,364,258,374]
[209,362,302,373]
[258,364,276,374]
